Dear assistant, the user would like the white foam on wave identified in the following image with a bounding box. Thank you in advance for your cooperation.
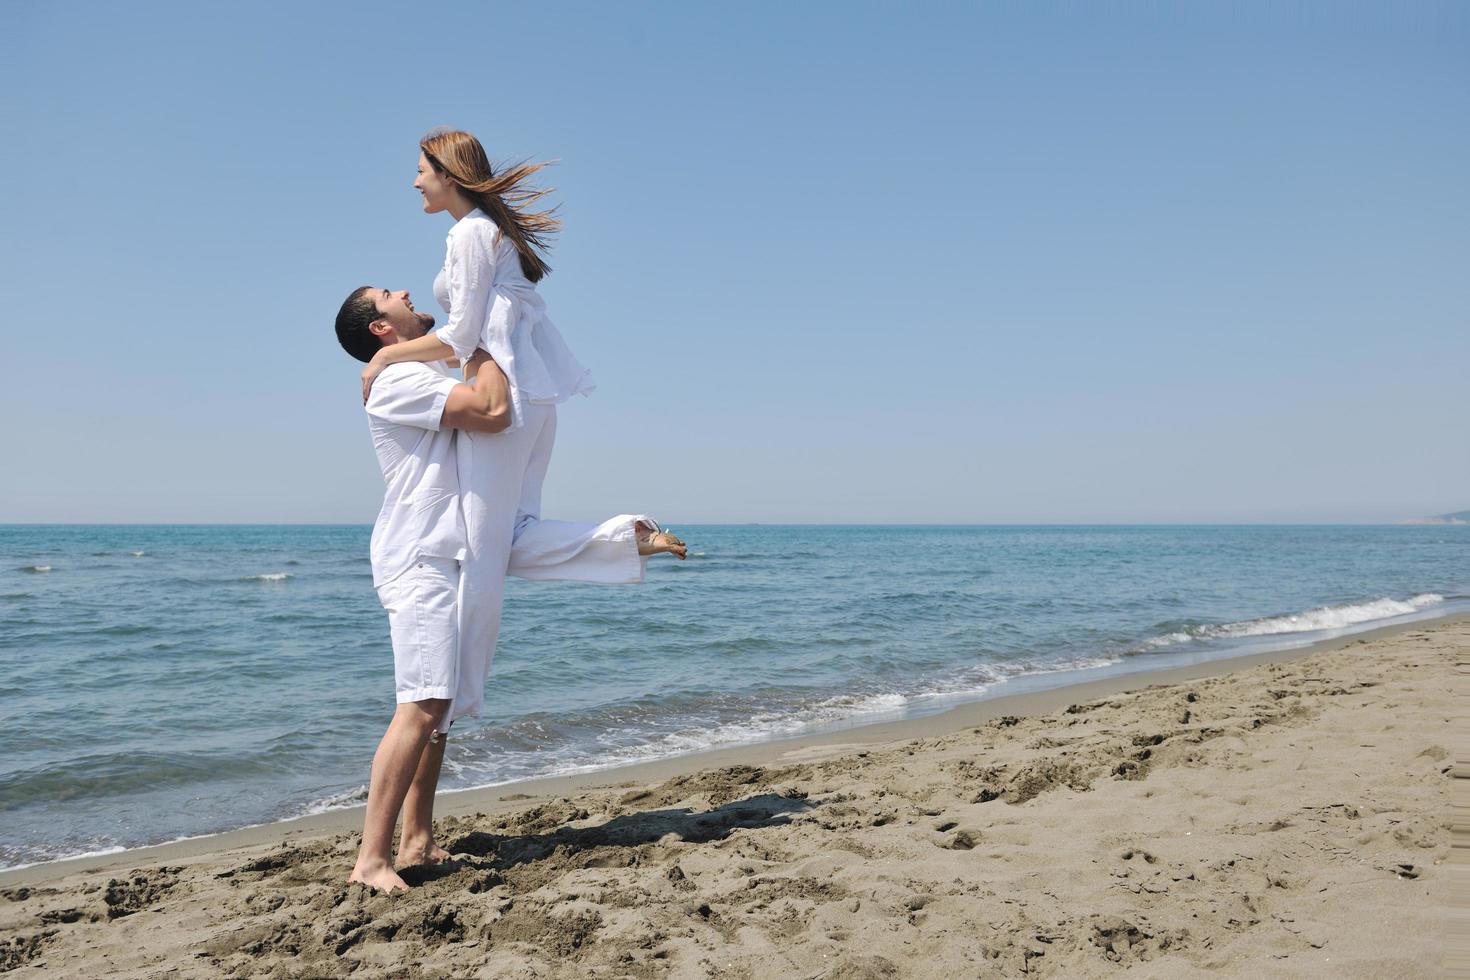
[302,783,367,815]
[0,843,126,874]
[24,565,51,573]
[0,824,276,874]
[435,654,1128,793]
[431,690,925,792]
[1147,593,1445,648]
[616,691,912,759]
[429,589,1457,798]
[283,590,1465,829]
[131,551,146,558]
[247,572,292,583]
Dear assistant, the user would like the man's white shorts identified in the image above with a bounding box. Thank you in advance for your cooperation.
[376,555,459,705]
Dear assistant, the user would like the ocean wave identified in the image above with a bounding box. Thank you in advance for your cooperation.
[1143,593,1445,648]
[0,749,282,808]
[450,689,927,785]
[436,653,1126,791]
[0,843,127,874]
[705,636,783,655]
[131,551,146,558]
[91,624,158,638]
[424,592,1448,794]
[302,783,367,815]
[21,565,51,573]
[0,826,256,875]
[245,572,292,583]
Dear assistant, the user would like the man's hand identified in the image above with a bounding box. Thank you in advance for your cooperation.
[466,351,512,422]
[464,350,494,382]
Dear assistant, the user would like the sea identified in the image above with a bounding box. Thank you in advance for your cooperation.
[1,523,1466,872]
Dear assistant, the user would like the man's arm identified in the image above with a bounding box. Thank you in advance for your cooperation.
[441,351,512,433]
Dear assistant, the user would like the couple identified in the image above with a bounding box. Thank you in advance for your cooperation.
[333,128,687,895]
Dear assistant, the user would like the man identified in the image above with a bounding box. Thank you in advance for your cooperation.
[334,285,683,894]
[334,285,510,894]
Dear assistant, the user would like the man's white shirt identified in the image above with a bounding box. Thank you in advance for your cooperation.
[364,362,466,588]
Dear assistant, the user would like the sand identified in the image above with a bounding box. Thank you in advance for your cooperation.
[1,617,1459,978]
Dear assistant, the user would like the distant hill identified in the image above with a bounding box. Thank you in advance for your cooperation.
[1399,510,1469,525]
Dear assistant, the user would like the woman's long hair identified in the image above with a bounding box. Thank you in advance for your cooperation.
[420,129,559,283]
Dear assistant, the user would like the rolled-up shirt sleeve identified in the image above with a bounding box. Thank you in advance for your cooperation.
[433,223,497,363]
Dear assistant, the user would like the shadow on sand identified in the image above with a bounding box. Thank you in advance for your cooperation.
[401,791,812,886]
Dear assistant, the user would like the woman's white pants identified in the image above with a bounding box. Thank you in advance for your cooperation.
[442,402,647,731]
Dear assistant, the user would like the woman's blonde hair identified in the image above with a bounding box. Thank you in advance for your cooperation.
[420,128,559,283]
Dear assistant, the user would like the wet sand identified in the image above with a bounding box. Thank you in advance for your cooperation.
[1,616,1458,977]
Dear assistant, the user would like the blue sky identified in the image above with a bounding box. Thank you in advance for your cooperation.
[3,1,1465,523]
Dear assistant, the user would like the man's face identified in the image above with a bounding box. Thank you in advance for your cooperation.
[372,288,436,342]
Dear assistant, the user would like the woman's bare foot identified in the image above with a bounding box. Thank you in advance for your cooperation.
[636,521,687,560]
[348,859,410,894]
[395,838,452,868]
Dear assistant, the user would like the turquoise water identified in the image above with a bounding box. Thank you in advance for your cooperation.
[1,524,1466,870]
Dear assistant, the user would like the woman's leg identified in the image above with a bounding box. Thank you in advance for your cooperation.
[634,520,688,559]
[446,404,690,729]
[507,514,650,581]
[446,408,551,728]
[507,405,686,579]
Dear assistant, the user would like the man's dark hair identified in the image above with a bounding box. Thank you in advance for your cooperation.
[335,286,383,363]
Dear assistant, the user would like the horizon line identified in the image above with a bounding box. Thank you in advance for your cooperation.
[1,521,1464,529]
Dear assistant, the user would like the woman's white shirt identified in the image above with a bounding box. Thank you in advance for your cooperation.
[432,209,594,429]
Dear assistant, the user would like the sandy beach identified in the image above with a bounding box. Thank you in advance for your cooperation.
[2,616,1457,978]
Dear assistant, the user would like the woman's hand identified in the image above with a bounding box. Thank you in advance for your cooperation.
[359,335,457,402]
[361,356,387,403]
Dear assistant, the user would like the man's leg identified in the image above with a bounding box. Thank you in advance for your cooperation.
[397,733,451,866]
[353,555,459,891]
[348,698,448,893]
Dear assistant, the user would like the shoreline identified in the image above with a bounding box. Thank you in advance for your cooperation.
[2,615,1456,977]
[5,610,1460,889]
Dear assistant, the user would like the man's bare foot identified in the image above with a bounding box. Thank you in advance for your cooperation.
[636,521,687,559]
[395,839,452,868]
[348,860,410,894]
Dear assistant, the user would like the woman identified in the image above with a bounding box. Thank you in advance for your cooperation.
[364,128,686,738]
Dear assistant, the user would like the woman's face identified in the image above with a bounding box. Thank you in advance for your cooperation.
[414,152,456,214]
